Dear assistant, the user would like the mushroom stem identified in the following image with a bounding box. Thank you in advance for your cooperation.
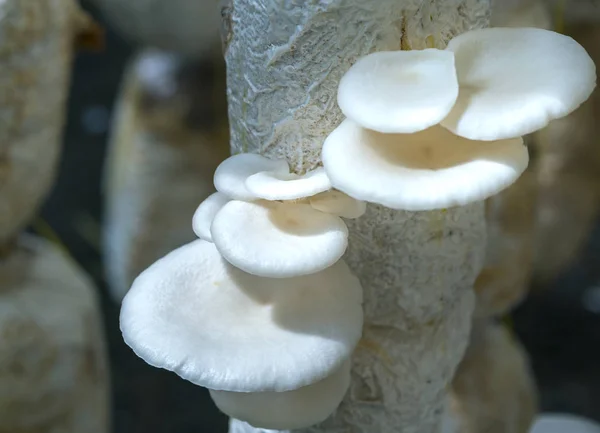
[224,1,490,432]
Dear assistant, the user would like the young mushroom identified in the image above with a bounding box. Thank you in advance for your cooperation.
[322,119,528,211]
[441,27,596,141]
[120,239,363,393]
[210,361,351,430]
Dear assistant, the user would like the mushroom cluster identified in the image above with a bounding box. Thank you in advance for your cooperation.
[195,153,366,278]
[120,26,596,430]
[323,27,596,211]
[120,152,366,429]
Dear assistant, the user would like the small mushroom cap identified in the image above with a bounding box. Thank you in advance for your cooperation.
[309,191,367,219]
[322,119,528,211]
[442,27,596,141]
[337,49,459,134]
[214,153,289,201]
[192,192,230,242]
[211,200,348,278]
[120,240,363,393]
[245,167,332,201]
[210,360,351,430]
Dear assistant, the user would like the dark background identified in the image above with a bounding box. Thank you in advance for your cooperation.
[37,1,600,431]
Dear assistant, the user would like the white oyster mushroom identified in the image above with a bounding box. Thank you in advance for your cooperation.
[192,192,230,242]
[309,190,367,219]
[322,119,528,211]
[338,49,459,134]
[211,200,348,278]
[210,361,351,430]
[245,167,332,201]
[442,27,596,141]
[120,240,363,392]
[214,153,289,201]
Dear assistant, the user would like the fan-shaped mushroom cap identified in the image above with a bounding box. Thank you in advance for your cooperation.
[192,192,230,242]
[120,240,363,393]
[441,28,596,141]
[214,153,289,201]
[245,167,332,201]
[211,200,348,278]
[338,49,458,134]
[322,119,528,211]
[210,361,351,430]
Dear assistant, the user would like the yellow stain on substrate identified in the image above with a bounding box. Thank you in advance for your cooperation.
[425,35,435,49]
[429,208,447,243]
[357,338,394,367]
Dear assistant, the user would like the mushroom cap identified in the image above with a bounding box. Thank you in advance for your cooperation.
[211,200,349,278]
[322,119,528,211]
[441,27,596,141]
[210,360,351,430]
[192,192,230,242]
[245,167,332,201]
[337,49,458,134]
[309,191,367,219]
[214,153,289,201]
[120,240,363,393]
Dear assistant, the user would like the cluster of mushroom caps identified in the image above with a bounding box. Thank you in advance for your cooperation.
[120,27,596,429]
[324,27,595,210]
[121,154,367,429]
